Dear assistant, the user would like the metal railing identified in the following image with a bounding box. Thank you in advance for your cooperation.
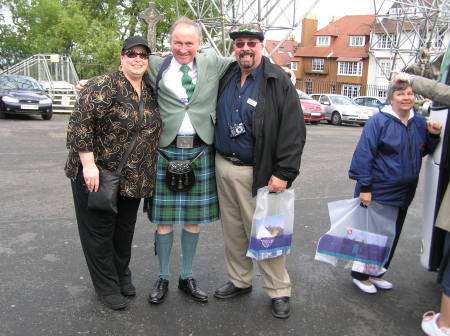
[295,78,389,99]
[0,54,79,113]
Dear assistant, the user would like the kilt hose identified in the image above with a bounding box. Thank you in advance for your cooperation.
[146,144,219,225]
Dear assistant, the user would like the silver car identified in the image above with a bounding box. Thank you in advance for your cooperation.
[311,94,374,126]
[353,96,385,116]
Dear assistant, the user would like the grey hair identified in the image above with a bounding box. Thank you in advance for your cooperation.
[169,16,202,42]
[387,80,413,101]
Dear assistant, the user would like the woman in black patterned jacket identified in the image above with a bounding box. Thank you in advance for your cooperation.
[65,36,161,310]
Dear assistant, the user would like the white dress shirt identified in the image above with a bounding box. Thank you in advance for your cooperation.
[162,57,197,135]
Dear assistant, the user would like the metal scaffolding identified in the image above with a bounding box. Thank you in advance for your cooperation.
[370,0,450,80]
[179,0,321,56]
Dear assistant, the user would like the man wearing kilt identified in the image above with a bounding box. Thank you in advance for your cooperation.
[144,17,232,304]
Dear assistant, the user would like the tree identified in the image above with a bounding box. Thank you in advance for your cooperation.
[0,0,200,76]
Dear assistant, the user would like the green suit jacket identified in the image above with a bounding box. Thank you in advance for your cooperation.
[147,49,232,147]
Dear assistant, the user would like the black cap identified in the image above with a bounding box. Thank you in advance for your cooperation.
[229,24,264,41]
[122,36,151,53]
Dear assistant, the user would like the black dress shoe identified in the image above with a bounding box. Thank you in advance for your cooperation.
[214,280,252,299]
[120,282,136,297]
[99,294,128,310]
[148,278,169,304]
[271,296,290,319]
[178,277,208,302]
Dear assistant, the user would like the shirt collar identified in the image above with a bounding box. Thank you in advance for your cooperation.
[238,61,264,79]
[171,57,196,72]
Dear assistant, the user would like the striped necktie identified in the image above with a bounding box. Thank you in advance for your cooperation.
[180,65,195,101]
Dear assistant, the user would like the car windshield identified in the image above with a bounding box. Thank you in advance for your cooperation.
[297,90,311,100]
[329,95,355,105]
[0,76,41,90]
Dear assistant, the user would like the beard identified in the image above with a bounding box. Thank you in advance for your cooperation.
[237,51,256,70]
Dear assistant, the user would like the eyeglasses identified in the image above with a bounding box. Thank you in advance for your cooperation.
[234,41,259,48]
[123,51,149,59]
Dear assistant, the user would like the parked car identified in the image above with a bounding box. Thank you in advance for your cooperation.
[297,89,325,124]
[353,96,385,115]
[0,75,53,120]
[311,93,374,126]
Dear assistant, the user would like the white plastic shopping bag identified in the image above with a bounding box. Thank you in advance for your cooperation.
[246,187,295,261]
[315,198,398,275]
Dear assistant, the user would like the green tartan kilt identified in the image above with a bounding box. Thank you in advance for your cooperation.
[146,144,219,225]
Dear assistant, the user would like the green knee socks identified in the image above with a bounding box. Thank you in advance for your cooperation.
[155,231,173,279]
[180,229,199,280]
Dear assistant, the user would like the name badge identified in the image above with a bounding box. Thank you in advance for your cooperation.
[246,98,257,107]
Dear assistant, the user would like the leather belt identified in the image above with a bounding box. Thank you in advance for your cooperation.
[171,135,203,148]
[222,155,253,166]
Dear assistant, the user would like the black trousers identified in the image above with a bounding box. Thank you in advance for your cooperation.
[71,176,141,296]
[351,206,408,281]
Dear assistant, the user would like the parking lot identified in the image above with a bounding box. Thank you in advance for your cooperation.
[0,115,442,335]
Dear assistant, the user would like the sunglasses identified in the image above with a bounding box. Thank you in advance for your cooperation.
[234,41,259,48]
[123,51,149,59]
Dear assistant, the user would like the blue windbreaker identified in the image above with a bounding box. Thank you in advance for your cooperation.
[349,106,440,207]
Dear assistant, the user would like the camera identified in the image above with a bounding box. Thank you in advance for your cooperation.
[229,123,246,138]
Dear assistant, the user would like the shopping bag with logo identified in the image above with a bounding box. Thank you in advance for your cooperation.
[315,198,398,275]
[246,187,295,261]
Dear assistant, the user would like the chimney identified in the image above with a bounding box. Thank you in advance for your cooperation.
[300,14,318,47]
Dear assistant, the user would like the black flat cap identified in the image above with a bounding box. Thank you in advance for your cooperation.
[122,36,151,53]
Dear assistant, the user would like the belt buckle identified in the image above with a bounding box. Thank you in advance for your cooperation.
[176,135,194,149]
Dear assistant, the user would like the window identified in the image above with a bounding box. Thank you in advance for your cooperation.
[338,61,363,76]
[319,95,330,105]
[316,36,330,47]
[330,84,336,94]
[433,30,445,49]
[389,8,402,16]
[378,60,391,77]
[312,58,324,71]
[366,97,383,107]
[342,85,361,98]
[377,34,397,49]
[290,61,298,71]
[304,81,312,95]
[378,90,387,98]
[350,36,365,47]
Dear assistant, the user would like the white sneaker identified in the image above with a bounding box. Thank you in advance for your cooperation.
[421,311,450,336]
[369,277,393,290]
[352,279,377,294]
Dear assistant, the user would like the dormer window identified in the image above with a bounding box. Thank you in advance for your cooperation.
[316,36,331,47]
[350,36,365,47]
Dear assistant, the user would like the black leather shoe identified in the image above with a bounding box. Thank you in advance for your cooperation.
[214,280,252,299]
[178,277,208,302]
[99,294,128,310]
[148,278,169,304]
[271,296,290,319]
[120,282,136,297]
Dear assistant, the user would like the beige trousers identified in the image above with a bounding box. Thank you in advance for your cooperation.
[215,153,291,298]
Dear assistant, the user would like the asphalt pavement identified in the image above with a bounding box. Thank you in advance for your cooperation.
[0,115,441,336]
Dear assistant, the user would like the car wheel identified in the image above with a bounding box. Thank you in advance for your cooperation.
[331,112,342,126]
[311,121,319,125]
[42,112,53,120]
[0,106,5,119]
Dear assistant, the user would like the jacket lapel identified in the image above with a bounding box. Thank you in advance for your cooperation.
[190,54,203,102]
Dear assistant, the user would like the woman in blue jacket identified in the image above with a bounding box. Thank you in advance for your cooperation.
[348,80,442,294]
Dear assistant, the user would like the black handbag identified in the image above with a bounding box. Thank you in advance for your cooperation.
[87,98,144,214]
[158,148,204,192]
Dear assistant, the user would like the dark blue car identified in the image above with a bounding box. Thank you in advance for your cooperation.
[0,74,53,120]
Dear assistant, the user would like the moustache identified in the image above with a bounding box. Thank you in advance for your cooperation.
[238,51,255,58]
